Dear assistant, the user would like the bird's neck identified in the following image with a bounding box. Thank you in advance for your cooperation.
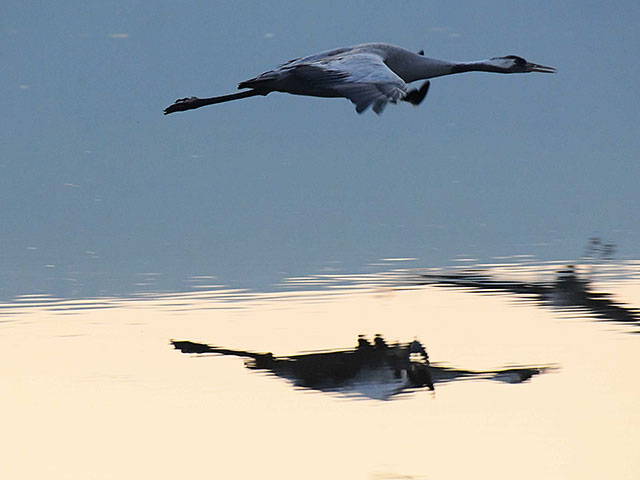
[449,60,505,74]
[395,55,458,82]
[398,56,504,82]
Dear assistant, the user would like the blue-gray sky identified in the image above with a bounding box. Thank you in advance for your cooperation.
[2,1,640,298]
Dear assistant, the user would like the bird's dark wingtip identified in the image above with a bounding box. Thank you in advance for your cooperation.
[404,80,430,107]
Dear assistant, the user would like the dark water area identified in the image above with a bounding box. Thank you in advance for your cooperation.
[4,233,638,303]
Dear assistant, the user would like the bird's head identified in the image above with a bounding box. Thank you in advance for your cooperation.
[489,55,556,74]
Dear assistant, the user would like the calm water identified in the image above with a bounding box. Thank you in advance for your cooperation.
[2,260,639,479]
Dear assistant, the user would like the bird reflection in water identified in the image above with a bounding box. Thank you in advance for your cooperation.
[171,335,554,401]
[418,264,640,329]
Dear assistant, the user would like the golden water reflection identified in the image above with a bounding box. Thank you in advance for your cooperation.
[2,262,640,479]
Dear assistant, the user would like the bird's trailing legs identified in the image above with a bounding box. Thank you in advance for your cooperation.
[403,80,430,106]
[164,81,430,114]
[163,89,269,114]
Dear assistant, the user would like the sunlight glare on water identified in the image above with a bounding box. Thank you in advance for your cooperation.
[1,262,639,479]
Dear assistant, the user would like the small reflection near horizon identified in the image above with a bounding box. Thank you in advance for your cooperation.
[415,262,640,331]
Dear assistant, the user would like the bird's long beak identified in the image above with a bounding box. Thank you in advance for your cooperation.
[526,62,556,73]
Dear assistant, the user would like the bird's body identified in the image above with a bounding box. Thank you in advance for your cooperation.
[164,42,555,115]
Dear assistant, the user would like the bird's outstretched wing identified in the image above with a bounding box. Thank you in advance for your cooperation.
[289,53,408,114]
[276,46,355,68]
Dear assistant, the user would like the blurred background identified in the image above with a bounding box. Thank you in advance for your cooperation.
[2,1,639,299]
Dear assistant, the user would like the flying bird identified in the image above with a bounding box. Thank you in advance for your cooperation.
[163,42,555,115]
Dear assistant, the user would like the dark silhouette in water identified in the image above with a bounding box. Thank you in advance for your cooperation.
[418,265,640,330]
[171,335,554,400]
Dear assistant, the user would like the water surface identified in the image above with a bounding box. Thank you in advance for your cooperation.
[2,261,639,479]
